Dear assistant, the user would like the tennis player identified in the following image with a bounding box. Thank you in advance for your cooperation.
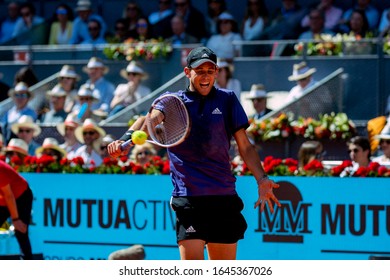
[108,46,280,260]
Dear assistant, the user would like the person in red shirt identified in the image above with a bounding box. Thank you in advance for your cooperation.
[0,160,33,260]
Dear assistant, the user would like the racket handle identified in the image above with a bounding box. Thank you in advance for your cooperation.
[120,139,134,151]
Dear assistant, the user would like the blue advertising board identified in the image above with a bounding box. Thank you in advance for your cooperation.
[2,174,389,260]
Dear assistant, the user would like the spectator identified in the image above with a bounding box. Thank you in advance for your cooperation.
[300,0,342,31]
[13,67,42,117]
[81,57,115,117]
[0,1,20,43]
[80,18,107,45]
[338,0,379,32]
[133,17,153,41]
[241,0,269,41]
[0,72,10,102]
[122,1,144,39]
[57,113,82,159]
[130,142,157,165]
[174,0,208,41]
[48,3,74,45]
[57,65,80,113]
[69,0,106,45]
[12,2,44,38]
[35,137,67,161]
[4,138,28,163]
[206,12,242,61]
[372,131,390,165]
[99,134,116,159]
[206,0,227,36]
[110,61,151,116]
[340,136,371,177]
[285,61,317,103]
[149,0,174,39]
[41,84,68,124]
[71,84,100,122]
[112,18,130,43]
[246,84,272,119]
[149,0,173,26]
[263,0,306,40]
[378,8,390,36]
[166,14,199,46]
[1,82,37,143]
[298,8,335,40]
[298,140,325,170]
[11,115,41,156]
[343,9,371,37]
[73,118,106,167]
[215,59,241,100]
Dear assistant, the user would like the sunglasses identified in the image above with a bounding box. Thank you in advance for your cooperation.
[136,23,148,28]
[137,151,151,156]
[14,93,29,98]
[18,129,32,133]
[380,140,390,145]
[88,26,100,31]
[348,148,361,153]
[79,97,93,101]
[100,145,108,150]
[83,131,96,136]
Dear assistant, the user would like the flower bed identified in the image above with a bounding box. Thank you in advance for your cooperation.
[232,156,390,177]
[103,39,173,61]
[294,33,375,56]
[247,112,356,143]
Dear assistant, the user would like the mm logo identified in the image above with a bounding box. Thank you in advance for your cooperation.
[255,181,312,243]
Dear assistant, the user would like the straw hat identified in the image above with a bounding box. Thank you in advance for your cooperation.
[4,138,28,156]
[56,113,81,136]
[35,137,67,157]
[288,62,316,81]
[58,65,80,81]
[83,57,109,74]
[120,61,148,80]
[217,58,234,72]
[75,118,106,143]
[47,84,67,97]
[375,131,390,140]
[246,84,269,99]
[8,82,33,98]
[77,84,100,102]
[11,115,41,137]
[75,0,92,12]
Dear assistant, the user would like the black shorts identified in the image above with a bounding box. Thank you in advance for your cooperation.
[171,195,248,244]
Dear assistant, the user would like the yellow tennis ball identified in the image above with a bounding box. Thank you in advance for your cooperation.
[131,130,148,145]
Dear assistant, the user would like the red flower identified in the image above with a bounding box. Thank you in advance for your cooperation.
[378,166,388,176]
[10,155,23,166]
[37,155,56,166]
[71,156,84,165]
[353,166,369,177]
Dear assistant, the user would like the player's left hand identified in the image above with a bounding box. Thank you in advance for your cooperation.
[255,178,281,213]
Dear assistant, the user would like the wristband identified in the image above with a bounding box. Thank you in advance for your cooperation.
[12,218,19,222]
[119,130,134,142]
[257,174,269,185]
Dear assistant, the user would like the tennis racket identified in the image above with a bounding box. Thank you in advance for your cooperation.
[121,94,190,149]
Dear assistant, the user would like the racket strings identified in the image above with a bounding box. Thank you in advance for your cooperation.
[150,97,189,145]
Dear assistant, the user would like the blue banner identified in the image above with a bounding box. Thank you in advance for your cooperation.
[2,174,389,260]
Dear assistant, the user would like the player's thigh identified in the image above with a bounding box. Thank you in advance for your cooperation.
[207,242,237,260]
[178,239,206,260]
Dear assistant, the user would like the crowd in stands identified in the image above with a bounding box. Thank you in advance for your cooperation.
[1,0,390,49]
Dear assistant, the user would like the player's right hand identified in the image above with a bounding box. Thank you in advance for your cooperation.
[107,140,129,158]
